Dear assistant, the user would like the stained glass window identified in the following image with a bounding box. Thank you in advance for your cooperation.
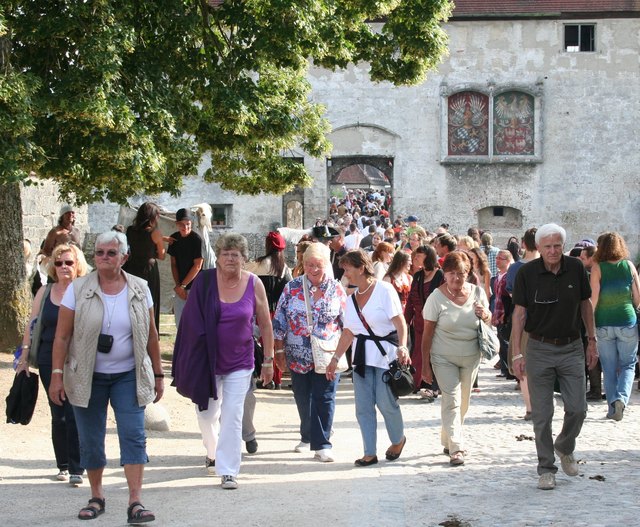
[448,91,489,156]
[493,91,534,156]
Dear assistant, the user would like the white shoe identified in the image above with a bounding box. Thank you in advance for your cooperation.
[294,441,310,453]
[69,474,83,486]
[56,470,69,481]
[314,449,334,462]
[221,475,238,490]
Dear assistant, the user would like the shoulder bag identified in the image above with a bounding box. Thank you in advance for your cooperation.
[303,277,347,374]
[28,283,53,368]
[474,286,500,360]
[351,295,415,398]
[5,370,39,425]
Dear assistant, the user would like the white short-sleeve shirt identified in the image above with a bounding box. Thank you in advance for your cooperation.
[344,280,403,369]
[62,284,153,374]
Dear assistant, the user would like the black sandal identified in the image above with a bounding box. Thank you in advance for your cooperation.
[385,436,407,461]
[127,501,155,524]
[354,456,378,467]
[78,497,105,520]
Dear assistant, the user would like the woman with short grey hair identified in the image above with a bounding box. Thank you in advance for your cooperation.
[49,231,163,522]
[173,233,274,489]
[214,233,249,261]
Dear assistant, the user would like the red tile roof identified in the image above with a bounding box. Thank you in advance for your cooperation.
[451,0,640,18]
[208,1,639,17]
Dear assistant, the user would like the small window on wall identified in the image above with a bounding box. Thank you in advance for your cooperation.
[565,24,595,52]
[211,204,231,227]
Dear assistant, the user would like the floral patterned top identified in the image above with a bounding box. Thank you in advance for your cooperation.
[387,273,412,310]
[272,276,347,374]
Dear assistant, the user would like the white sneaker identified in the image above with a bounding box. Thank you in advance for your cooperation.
[69,474,83,486]
[294,441,310,453]
[314,449,334,462]
[56,470,69,481]
[221,475,238,490]
[537,472,556,490]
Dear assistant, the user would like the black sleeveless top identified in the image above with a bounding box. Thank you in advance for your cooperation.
[37,292,59,366]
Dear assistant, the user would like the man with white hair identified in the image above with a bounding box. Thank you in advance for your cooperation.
[510,223,598,491]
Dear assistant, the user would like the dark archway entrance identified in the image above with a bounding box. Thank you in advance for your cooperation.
[326,156,394,218]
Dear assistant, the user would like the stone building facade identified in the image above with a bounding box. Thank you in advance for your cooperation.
[21,181,89,261]
[84,4,639,258]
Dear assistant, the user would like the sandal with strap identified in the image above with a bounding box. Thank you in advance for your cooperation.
[127,501,156,525]
[78,497,105,520]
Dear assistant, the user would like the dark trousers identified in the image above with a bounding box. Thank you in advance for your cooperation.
[39,364,84,475]
[497,324,510,376]
[291,370,339,451]
[526,339,587,475]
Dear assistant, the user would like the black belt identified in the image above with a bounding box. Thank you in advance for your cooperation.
[529,333,580,346]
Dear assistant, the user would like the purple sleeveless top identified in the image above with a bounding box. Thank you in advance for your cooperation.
[215,276,256,374]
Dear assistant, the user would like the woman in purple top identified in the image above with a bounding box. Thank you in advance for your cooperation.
[172,233,274,490]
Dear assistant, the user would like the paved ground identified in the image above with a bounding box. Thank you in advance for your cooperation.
[1,353,639,527]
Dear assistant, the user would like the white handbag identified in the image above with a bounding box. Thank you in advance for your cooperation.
[303,277,348,374]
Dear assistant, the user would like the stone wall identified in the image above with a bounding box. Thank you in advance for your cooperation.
[20,181,89,272]
[86,15,640,258]
[304,17,640,255]
[84,205,283,314]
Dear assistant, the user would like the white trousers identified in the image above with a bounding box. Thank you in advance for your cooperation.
[196,368,252,477]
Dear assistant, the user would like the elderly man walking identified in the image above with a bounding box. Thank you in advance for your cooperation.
[510,223,599,491]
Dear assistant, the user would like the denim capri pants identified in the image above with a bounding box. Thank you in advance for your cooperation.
[73,369,148,470]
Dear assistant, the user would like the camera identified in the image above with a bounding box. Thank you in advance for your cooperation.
[97,333,114,353]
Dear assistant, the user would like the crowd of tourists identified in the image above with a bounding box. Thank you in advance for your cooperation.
[14,201,640,522]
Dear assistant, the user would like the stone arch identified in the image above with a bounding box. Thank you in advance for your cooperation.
[327,156,394,184]
[325,123,398,217]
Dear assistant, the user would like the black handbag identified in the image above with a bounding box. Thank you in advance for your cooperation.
[6,371,39,425]
[382,359,416,398]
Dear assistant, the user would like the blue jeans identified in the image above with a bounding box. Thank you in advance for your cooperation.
[73,370,147,470]
[596,325,638,413]
[39,364,84,475]
[290,370,339,451]
[352,366,404,457]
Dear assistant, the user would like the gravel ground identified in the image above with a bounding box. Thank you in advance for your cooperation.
[1,352,639,527]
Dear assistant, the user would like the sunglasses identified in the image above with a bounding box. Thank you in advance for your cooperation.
[54,260,75,267]
[95,249,119,257]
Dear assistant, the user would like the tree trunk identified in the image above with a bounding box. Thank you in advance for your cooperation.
[0,183,31,353]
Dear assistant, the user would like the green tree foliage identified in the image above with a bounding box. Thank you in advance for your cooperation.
[1,0,452,201]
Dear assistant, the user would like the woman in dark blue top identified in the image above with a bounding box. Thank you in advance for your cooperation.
[17,244,88,484]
